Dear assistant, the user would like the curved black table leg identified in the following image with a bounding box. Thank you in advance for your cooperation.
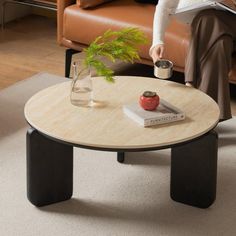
[171,130,218,208]
[27,128,73,207]
[117,152,125,163]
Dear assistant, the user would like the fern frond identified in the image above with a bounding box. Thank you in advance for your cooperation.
[83,27,148,82]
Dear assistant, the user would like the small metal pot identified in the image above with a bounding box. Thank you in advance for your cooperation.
[154,59,173,79]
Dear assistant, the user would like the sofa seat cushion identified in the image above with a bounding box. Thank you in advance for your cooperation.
[63,0,190,69]
[77,0,113,9]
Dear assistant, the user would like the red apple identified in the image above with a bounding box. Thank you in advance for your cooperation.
[139,91,159,111]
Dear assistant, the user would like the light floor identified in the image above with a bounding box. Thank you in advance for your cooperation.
[0,14,236,116]
[0,15,64,90]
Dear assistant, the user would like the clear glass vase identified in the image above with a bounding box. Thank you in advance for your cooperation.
[70,60,93,107]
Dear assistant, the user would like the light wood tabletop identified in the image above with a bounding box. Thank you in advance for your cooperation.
[24,76,220,150]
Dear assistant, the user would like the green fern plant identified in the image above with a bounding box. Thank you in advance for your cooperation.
[83,27,148,82]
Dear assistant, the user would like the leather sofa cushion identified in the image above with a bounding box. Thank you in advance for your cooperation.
[63,0,190,69]
[77,0,113,8]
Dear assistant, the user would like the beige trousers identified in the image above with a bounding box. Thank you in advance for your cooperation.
[185,9,236,120]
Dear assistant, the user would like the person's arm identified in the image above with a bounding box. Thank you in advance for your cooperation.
[150,0,179,62]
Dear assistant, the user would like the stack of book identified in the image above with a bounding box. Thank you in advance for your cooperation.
[123,99,185,127]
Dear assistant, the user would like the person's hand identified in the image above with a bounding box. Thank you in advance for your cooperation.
[150,44,165,63]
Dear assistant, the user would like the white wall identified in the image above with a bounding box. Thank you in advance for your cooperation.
[0,0,31,25]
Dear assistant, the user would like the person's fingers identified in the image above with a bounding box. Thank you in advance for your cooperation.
[159,46,164,59]
[153,54,159,63]
[157,48,161,59]
[156,46,164,60]
[153,49,161,62]
[151,45,165,63]
[152,52,158,63]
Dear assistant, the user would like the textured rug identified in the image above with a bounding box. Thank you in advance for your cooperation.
[1,73,236,236]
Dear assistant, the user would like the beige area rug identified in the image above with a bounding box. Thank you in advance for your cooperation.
[1,73,236,236]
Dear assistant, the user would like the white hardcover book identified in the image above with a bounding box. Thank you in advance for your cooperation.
[123,99,185,127]
[173,0,236,24]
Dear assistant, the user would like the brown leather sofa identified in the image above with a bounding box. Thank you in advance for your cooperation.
[57,0,236,83]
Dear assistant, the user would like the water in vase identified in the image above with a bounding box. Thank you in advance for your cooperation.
[70,61,93,107]
[71,85,93,107]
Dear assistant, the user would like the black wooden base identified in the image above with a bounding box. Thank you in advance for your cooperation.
[65,48,80,78]
[117,152,125,163]
[27,128,73,207]
[26,126,218,209]
[171,131,218,208]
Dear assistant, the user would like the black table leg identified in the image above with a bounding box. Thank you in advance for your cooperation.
[27,128,73,207]
[65,49,80,78]
[171,130,218,208]
[117,152,125,163]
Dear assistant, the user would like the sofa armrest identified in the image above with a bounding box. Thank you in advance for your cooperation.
[57,0,76,44]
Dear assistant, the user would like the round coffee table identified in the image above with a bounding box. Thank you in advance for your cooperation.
[25,76,220,208]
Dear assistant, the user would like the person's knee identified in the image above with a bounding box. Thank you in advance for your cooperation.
[192,9,219,26]
[216,36,233,53]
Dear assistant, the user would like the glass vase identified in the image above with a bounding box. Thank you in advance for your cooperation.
[70,60,93,107]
